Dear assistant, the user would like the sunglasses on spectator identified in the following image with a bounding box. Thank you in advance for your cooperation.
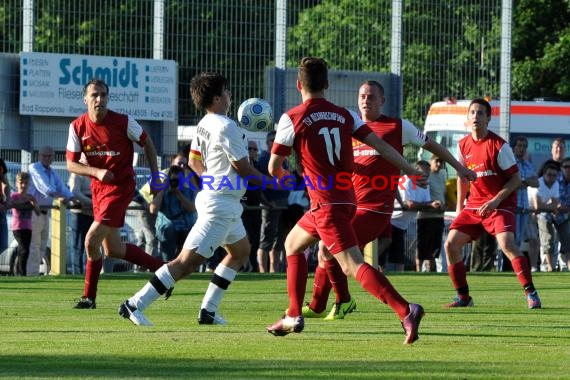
[248,147,258,151]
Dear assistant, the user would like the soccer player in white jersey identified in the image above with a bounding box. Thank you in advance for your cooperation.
[118,72,274,326]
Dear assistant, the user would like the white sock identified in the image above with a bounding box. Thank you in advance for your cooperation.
[130,264,175,311]
[200,264,237,312]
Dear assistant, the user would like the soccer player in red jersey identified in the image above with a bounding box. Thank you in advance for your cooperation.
[266,57,426,344]
[66,79,165,309]
[444,98,541,309]
[303,80,476,321]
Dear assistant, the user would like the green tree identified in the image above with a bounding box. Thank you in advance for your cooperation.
[512,0,570,100]
[287,0,502,129]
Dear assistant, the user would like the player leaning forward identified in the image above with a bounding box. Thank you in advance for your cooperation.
[266,57,428,344]
[444,98,541,309]
[117,72,275,326]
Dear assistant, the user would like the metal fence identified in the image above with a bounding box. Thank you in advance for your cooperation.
[0,0,505,273]
[1,0,503,161]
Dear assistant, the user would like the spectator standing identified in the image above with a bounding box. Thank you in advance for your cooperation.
[444,98,541,309]
[68,172,93,274]
[151,164,197,261]
[28,146,75,276]
[416,156,447,272]
[66,78,165,309]
[551,137,566,164]
[551,139,569,270]
[526,186,541,271]
[0,158,10,255]
[380,191,407,272]
[555,157,570,270]
[256,130,289,273]
[502,136,538,271]
[10,172,40,275]
[393,160,441,272]
[536,162,561,272]
[470,231,497,271]
[131,189,157,270]
[241,140,268,272]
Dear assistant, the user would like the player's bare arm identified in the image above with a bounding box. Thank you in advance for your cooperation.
[142,136,159,175]
[188,157,205,177]
[478,172,522,216]
[456,177,469,213]
[232,156,279,188]
[67,160,113,182]
[363,132,427,187]
[422,139,476,181]
[268,154,289,179]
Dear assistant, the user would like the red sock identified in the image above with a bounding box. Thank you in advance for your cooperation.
[124,243,165,271]
[83,257,103,300]
[448,261,469,300]
[308,265,332,313]
[286,254,308,317]
[355,263,408,319]
[324,258,350,303]
[511,255,534,294]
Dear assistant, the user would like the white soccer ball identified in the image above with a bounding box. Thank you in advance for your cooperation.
[237,98,273,132]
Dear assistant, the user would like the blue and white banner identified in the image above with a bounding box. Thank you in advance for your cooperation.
[19,52,177,121]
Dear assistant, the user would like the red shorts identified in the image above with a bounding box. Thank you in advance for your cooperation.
[297,203,357,254]
[450,208,516,240]
[353,208,392,248]
[91,180,135,228]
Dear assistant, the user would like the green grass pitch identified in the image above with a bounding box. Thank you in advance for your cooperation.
[0,272,568,379]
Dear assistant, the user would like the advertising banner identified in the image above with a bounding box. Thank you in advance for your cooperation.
[20,52,177,121]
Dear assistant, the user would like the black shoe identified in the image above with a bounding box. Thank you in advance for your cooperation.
[197,308,227,325]
[164,287,174,300]
[74,297,96,309]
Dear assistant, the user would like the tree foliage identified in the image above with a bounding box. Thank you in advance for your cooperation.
[2,0,569,127]
[288,0,504,127]
[511,0,570,99]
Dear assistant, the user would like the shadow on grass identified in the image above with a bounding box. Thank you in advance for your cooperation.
[0,355,514,379]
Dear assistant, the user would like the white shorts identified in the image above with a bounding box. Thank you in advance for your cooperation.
[182,192,246,258]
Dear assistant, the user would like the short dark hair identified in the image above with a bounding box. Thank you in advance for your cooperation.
[168,164,184,177]
[468,98,492,117]
[0,157,7,176]
[298,57,328,93]
[513,136,528,145]
[415,160,430,169]
[190,72,228,111]
[83,78,109,96]
[552,137,566,147]
[540,159,560,176]
[361,80,384,95]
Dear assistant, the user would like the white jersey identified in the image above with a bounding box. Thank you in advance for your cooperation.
[391,175,431,230]
[190,113,248,215]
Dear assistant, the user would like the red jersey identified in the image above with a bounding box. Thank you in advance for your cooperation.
[458,130,518,210]
[66,110,147,185]
[353,116,427,212]
[272,98,373,208]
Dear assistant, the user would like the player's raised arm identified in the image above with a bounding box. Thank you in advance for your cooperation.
[362,132,426,186]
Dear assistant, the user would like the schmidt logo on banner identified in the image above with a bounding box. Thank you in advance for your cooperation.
[19,52,177,121]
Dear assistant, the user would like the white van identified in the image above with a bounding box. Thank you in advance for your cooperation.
[421,99,570,177]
